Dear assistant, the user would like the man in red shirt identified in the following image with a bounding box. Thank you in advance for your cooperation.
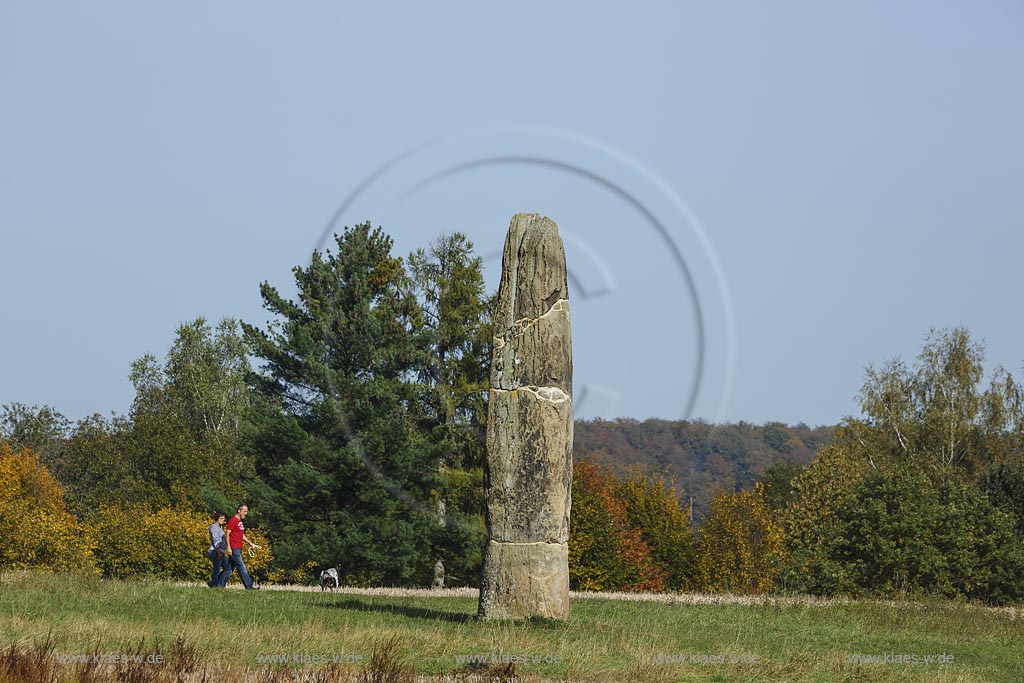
[218,504,262,589]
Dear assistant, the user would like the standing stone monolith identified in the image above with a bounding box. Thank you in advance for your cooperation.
[478,213,572,621]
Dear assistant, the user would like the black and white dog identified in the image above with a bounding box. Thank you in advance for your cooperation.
[320,567,339,592]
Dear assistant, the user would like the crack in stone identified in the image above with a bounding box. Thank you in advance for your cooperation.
[492,298,569,349]
[481,213,572,621]
[491,386,572,404]
[490,541,568,547]
[520,386,570,404]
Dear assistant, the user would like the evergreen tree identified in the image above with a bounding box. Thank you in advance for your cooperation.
[407,233,493,586]
[242,223,439,585]
[407,233,492,454]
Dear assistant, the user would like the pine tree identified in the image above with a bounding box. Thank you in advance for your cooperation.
[407,233,493,587]
[242,223,439,585]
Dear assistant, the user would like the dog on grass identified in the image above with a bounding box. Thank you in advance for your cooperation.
[320,567,339,592]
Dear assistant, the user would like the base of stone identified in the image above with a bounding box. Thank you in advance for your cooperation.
[477,539,569,621]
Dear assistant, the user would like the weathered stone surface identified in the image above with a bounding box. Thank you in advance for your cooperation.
[491,214,572,394]
[477,540,569,621]
[491,214,568,331]
[492,299,572,393]
[479,213,572,621]
[484,386,572,543]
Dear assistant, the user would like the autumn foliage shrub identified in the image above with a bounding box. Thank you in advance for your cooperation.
[88,506,273,583]
[569,461,667,591]
[0,443,95,572]
[89,506,207,580]
[618,469,697,590]
[697,483,784,594]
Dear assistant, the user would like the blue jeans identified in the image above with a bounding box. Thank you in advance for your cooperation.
[219,548,255,589]
[209,548,230,587]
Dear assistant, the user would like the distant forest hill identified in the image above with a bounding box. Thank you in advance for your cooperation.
[574,418,834,519]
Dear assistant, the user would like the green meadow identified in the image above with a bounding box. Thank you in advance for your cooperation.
[1,572,1022,682]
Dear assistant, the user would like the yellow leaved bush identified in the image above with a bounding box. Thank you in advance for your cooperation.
[0,442,96,572]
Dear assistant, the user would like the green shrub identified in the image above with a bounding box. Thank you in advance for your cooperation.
[836,469,1024,604]
[781,452,1024,604]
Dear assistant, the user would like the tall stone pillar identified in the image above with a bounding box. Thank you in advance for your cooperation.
[478,213,572,621]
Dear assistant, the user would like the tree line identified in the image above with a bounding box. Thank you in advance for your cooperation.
[569,328,1024,603]
[1,223,1023,603]
[574,418,832,519]
[1,225,490,587]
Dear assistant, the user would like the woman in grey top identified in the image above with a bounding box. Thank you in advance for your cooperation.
[208,511,229,587]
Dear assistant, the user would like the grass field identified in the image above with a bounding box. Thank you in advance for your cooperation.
[1,571,1022,682]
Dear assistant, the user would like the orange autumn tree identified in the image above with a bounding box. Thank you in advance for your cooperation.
[0,442,95,571]
[696,483,784,594]
[569,460,667,591]
[619,468,698,590]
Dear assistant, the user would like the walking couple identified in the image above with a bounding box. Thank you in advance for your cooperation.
[208,504,261,590]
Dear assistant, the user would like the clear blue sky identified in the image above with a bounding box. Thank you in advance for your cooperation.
[2,2,1022,426]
